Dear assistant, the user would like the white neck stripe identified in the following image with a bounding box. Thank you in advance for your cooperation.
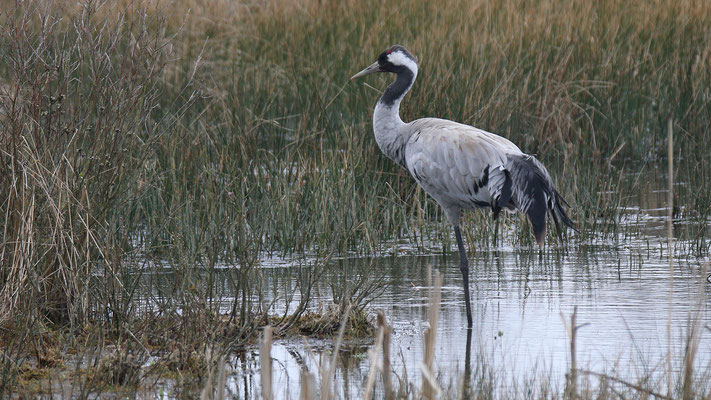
[388,52,419,76]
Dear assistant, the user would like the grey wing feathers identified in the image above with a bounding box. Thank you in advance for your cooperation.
[403,118,575,246]
[405,119,516,211]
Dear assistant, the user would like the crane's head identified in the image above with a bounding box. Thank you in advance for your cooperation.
[350,45,418,80]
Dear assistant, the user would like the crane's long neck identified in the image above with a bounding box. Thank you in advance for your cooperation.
[373,68,417,169]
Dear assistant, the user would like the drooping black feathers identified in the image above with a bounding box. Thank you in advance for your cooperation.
[506,155,577,246]
[492,169,512,220]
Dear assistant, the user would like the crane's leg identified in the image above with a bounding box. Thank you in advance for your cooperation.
[454,226,473,328]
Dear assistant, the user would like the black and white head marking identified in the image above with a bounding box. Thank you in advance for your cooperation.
[377,45,419,106]
[377,45,418,74]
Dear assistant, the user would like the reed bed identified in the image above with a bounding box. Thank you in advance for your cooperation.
[1,0,710,397]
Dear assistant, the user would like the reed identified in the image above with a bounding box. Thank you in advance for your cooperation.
[562,306,590,399]
[422,270,443,399]
[259,326,273,400]
[680,263,709,400]
[379,310,394,400]
[666,118,674,398]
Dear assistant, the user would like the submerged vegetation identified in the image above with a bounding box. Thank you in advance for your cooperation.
[1,0,710,397]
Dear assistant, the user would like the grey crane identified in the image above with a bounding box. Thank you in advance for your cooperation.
[351,45,576,328]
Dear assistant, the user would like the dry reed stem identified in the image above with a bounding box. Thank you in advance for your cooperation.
[562,306,589,399]
[199,353,228,400]
[300,366,315,400]
[578,370,666,399]
[363,317,384,399]
[681,261,709,400]
[299,337,318,400]
[378,310,394,400]
[320,304,351,400]
[422,270,442,399]
[666,118,674,398]
[215,358,228,400]
[260,326,273,400]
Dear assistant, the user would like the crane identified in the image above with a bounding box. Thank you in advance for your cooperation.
[351,45,576,328]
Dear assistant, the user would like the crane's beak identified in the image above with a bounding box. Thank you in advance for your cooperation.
[350,61,382,80]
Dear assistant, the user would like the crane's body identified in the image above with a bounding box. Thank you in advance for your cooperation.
[352,45,576,327]
[390,118,519,218]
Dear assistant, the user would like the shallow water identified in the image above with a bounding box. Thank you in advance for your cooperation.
[225,244,709,398]
[151,166,711,398]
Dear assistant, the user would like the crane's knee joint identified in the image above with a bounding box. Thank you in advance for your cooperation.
[459,263,469,275]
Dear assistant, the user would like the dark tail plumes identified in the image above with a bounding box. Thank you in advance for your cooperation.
[507,155,576,247]
[492,169,512,220]
[550,189,577,242]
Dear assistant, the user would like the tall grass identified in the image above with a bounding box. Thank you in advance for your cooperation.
[0,0,194,326]
[154,0,711,246]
